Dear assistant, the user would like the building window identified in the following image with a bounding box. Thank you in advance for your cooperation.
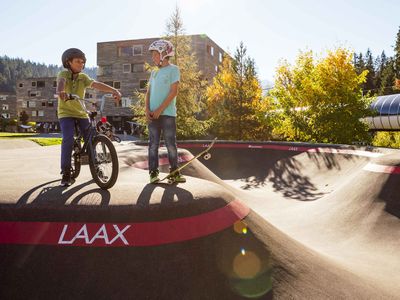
[32,81,36,87]
[98,65,112,76]
[27,101,36,108]
[132,63,144,73]
[42,101,46,107]
[37,81,45,88]
[123,64,131,73]
[215,65,218,73]
[0,95,6,100]
[22,101,27,108]
[133,45,143,55]
[2,104,9,110]
[114,82,121,89]
[119,45,143,56]
[32,111,37,117]
[121,97,132,108]
[119,46,133,57]
[38,111,44,117]
[139,80,148,90]
[19,83,23,88]
[1,113,10,119]
[207,45,214,56]
[53,81,57,88]
[29,91,41,97]
[219,52,223,63]
[48,101,54,107]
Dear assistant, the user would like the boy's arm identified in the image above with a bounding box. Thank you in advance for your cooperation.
[56,77,68,101]
[145,87,152,121]
[91,81,121,102]
[152,81,179,119]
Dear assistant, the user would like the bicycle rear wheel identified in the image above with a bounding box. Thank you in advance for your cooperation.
[71,139,81,179]
[89,135,119,189]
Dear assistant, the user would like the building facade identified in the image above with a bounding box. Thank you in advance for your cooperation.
[0,93,17,121]
[15,77,97,131]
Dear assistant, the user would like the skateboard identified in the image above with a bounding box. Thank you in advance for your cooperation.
[158,137,217,184]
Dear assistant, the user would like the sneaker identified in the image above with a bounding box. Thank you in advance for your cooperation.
[169,171,186,183]
[149,170,160,183]
[60,168,72,187]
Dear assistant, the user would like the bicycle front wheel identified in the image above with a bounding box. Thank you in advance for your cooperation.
[71,139,82,179]
[89,135,119,189]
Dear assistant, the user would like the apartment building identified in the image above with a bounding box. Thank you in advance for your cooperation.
[97,34,227,130]
[0,93,17,121]
[16,77,97,131]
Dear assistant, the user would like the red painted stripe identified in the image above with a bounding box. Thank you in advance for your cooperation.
[0,200,250,247]
[177,143,382,157]
[363,163,400,174]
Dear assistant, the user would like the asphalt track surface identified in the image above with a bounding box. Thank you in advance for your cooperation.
[0,139,399,299]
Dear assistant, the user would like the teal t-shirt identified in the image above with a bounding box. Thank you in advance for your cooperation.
[149,64,180,117]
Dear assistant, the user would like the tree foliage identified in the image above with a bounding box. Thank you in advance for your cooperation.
[206,42,269,140]
[132,6,210,139]
[271,48,371,144]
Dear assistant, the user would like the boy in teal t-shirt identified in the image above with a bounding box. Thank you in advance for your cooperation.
[146,40,185,183]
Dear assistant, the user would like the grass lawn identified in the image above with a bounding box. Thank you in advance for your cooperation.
[0,132,37,138]
[29,138,62,146]
[0,132,62,146]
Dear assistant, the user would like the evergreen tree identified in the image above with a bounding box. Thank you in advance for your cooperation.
[0,55,96,93]
[374,51,387,90]
[206,42,267,140]
[380,57,396,95]
[364,49,376,95]
[394,26,400,79]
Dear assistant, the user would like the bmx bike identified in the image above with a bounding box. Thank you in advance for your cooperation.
[68,94,119,189]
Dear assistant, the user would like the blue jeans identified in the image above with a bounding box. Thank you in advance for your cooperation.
[148,116,178,172]
[59,117,89,171]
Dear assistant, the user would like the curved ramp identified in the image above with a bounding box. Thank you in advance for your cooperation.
[1,140,399,299]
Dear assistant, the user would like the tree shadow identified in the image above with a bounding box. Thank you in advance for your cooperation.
[200,147,365,201]
[377,172,400,219]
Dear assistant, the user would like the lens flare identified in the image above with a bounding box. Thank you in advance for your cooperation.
[234,220,248,234]
[233,250,261,279]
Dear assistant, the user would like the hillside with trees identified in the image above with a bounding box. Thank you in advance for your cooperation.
[0,56,97,93]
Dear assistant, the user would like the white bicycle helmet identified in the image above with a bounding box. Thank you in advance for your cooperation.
[148,39,174,65]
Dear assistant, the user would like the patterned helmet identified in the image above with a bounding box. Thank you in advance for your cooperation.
[148,39,174,62]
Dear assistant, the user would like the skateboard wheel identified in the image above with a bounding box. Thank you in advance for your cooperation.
[204,153,211,160]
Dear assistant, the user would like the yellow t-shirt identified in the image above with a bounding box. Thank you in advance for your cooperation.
[57,70,94,119]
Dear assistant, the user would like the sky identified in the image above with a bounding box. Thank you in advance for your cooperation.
[1,0,399,84]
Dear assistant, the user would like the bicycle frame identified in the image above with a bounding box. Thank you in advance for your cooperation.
[70,94,110,156]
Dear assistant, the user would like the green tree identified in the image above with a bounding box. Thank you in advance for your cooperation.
[364,49,376,95]
[394,26,400,79]
[270,48,371,144]
[206,42,268,140]
[379,57,396,95]
[132,6,209,139]
[19,110,29,125]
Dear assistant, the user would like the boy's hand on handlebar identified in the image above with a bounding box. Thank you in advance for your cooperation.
[112,89,121,103]
[59,91,69,101]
